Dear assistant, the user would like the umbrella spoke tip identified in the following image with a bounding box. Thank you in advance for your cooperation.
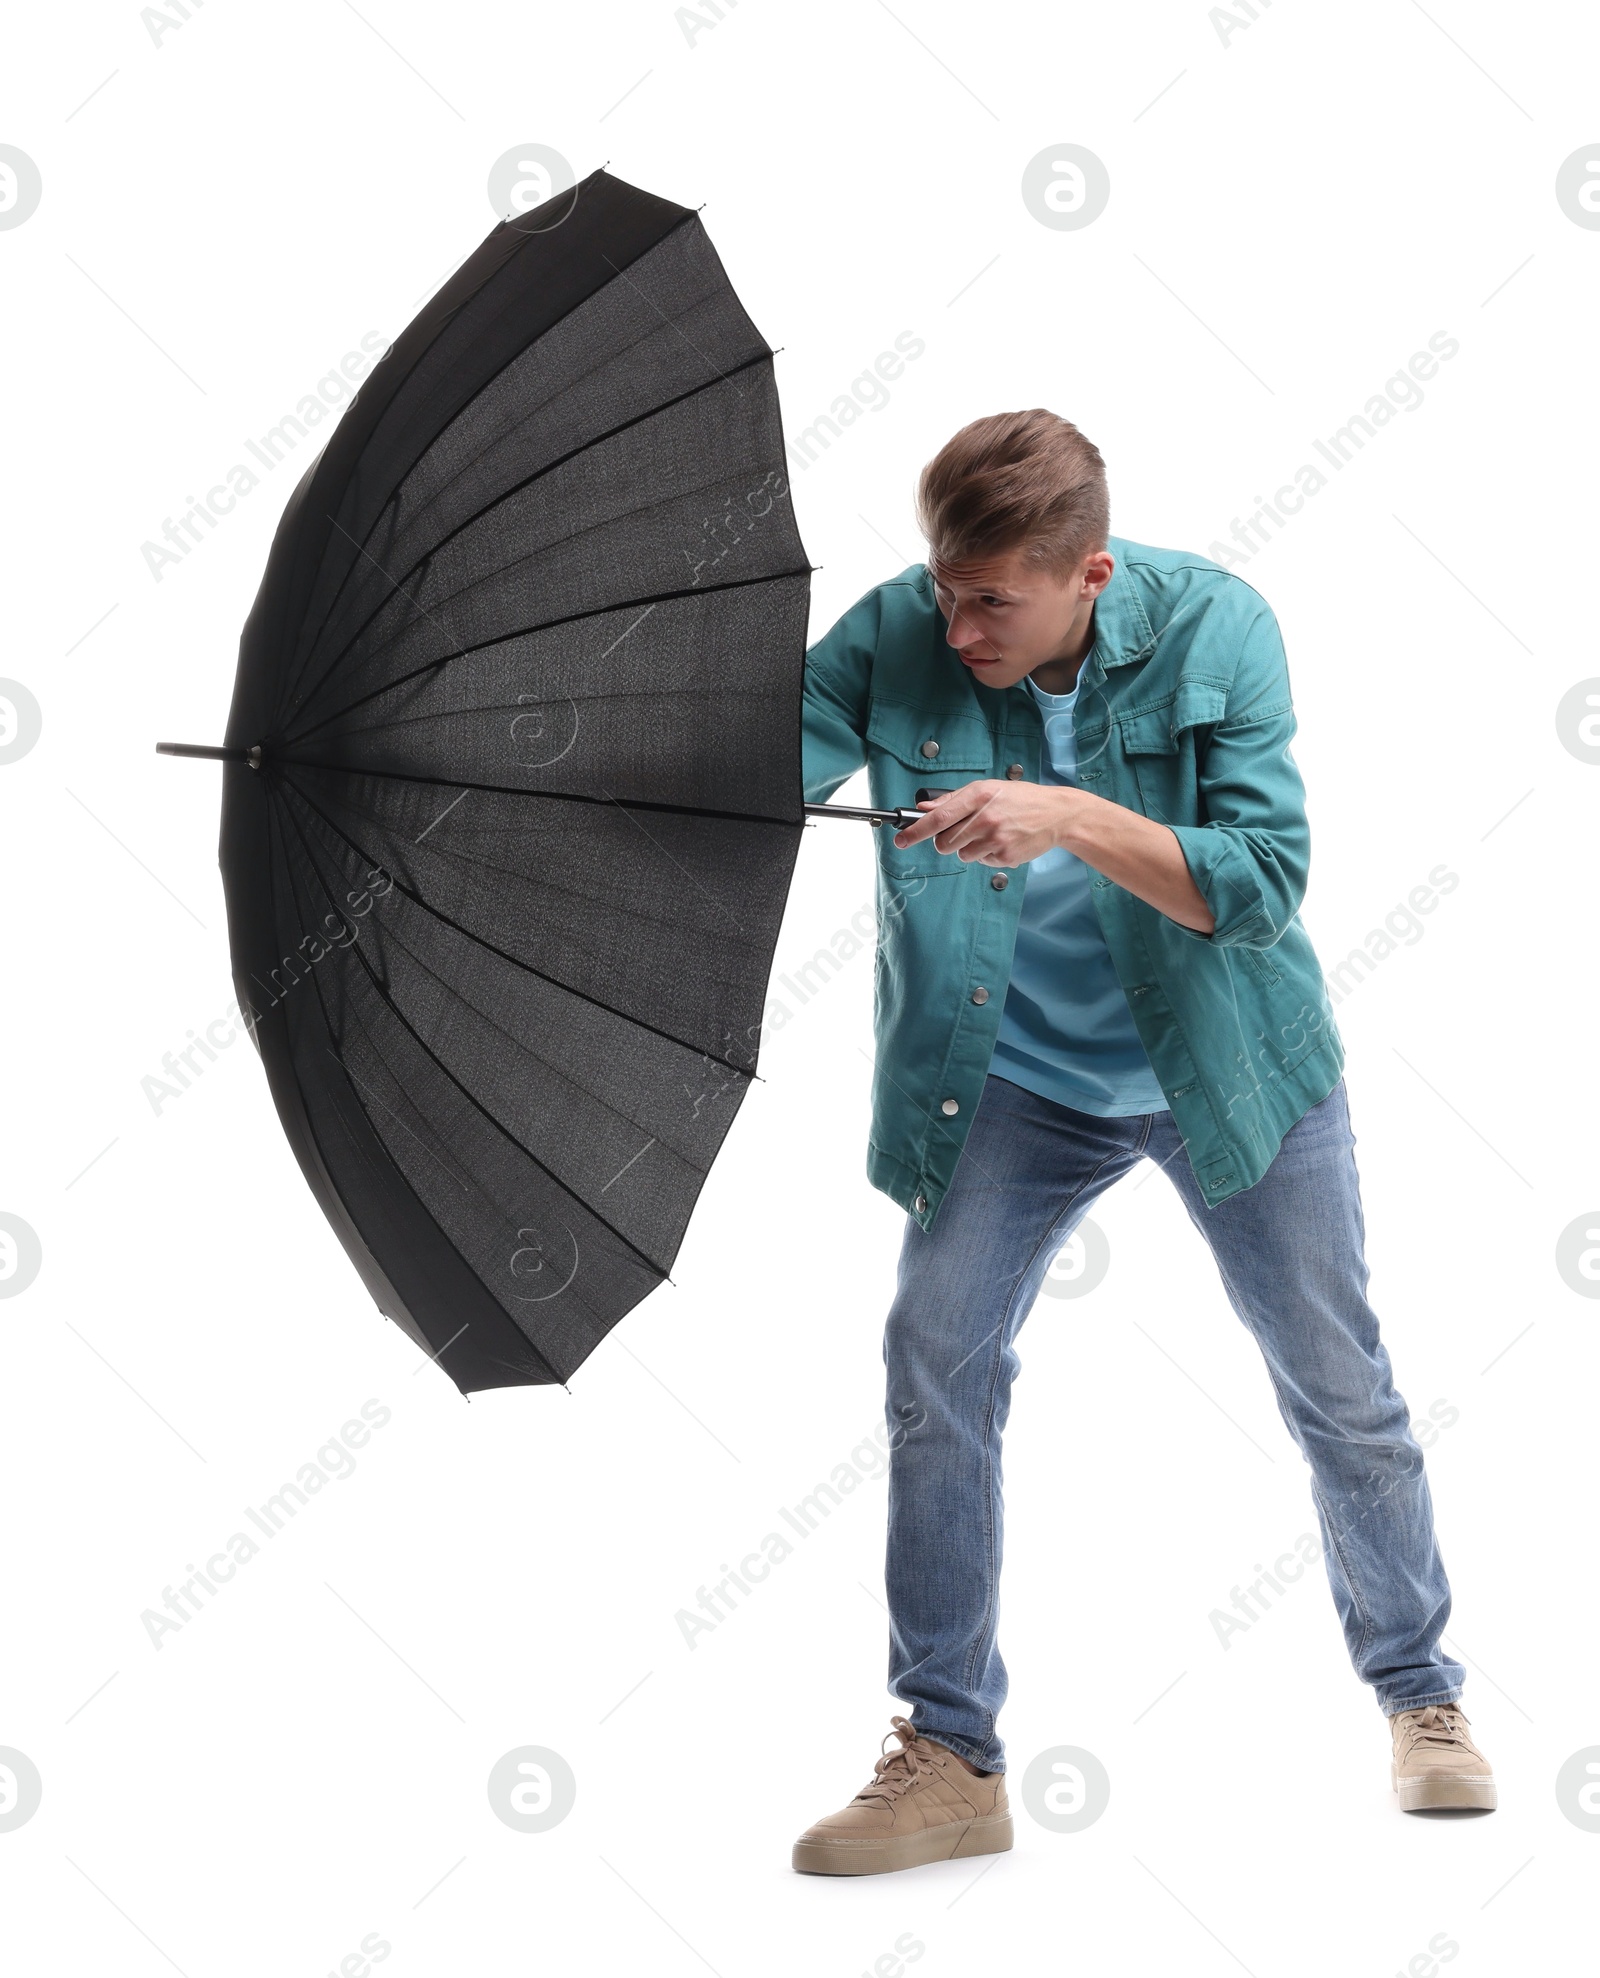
[155,742,261,768]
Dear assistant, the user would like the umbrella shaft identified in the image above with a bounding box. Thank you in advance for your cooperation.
[156,753,913,818]
[804,801,919,829]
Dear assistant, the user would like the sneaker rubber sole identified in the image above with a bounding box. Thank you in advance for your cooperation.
[1393,1771,1497,1812]
[792,1808,1014,1876]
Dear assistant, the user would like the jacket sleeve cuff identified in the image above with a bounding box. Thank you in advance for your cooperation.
[1167,824,1278,946]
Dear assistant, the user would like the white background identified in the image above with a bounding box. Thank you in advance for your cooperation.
[3,1,1597,1972]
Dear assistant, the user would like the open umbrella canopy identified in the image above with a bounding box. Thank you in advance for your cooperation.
[184,168,821,1393]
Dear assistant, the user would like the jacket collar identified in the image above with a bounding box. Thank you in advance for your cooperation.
[1086,541,1159,674]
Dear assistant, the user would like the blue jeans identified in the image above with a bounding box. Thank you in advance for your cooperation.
[883,1072,1464,1772]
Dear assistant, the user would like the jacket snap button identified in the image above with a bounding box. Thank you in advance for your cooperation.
[971,985,989,1005]
[990,872,1009,890]
[920,739,940,758]
[941,1098,959,1116]
[914,1192,928,1213]
[1005,762,1023,779]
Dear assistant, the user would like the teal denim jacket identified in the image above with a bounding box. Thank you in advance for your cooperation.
[800,536,1344,1227]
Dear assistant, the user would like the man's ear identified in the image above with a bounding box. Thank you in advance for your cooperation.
[1080,549,1116,601]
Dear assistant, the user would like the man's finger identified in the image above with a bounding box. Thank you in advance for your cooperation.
[890,801,938,848]
[936,815,990,857]
[893,789,978,847]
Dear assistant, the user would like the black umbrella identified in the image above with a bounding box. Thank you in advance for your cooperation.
[158,168,912,1395]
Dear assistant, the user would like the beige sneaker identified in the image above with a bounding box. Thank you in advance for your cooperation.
[793,1715,1013,1875]
[1390,1703,1497,1812]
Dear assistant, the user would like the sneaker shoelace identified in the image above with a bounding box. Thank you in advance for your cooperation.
[1396,1705,1479,1764]
[854,1715,946,1805]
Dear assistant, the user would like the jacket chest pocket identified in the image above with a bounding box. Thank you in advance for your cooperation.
[865,701,994,880]
[1115,683,1227,826]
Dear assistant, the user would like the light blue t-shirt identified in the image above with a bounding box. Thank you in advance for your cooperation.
[988,669,1171,1117]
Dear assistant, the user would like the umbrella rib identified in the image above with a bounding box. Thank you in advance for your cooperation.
[309,457,795,712]
[271,807,577,1381]
[360,272,733,582]
[284,342,777,725]
[268,800,488,1210]
[279,202,706,711]
[284,772,722,1107]
[284,682,792,753]
[280,753,801,831]
[253,802,568,1386]
[302,767,771,989]
[296,811,704,1216]
[279,768,763,1083]
[274,787,674,1294]
[278,565,812,750]
[300,770,760,960]
[394,286,751,571]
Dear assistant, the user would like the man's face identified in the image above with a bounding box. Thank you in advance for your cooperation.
[927,543,1114,691]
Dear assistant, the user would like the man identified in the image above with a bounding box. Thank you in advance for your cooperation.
[790,409,1493,1878]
